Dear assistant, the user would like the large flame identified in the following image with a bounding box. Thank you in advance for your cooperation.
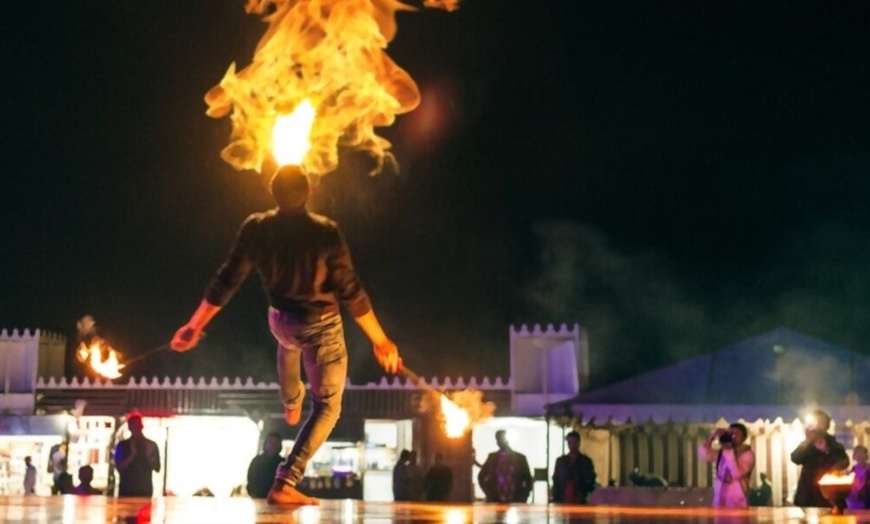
[440,395,470,439]
[439,390,495,439]
[76,340,126,380]
[207,0,458,175]
[272,99,317,166]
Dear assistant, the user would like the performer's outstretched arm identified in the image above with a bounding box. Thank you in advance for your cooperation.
[354,309,402,374]
[171,300,221,351]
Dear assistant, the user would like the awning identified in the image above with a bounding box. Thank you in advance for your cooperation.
[0,415,68,436]
[264,412,364,442]
[545,328,870,426]
[548,403,870,426]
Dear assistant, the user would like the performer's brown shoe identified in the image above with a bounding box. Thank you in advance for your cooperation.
[266,482,319,506]
[284,387,305,426]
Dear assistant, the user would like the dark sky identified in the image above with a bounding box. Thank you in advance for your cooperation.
[2,1,868,388]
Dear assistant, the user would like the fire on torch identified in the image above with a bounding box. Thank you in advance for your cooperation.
[400,367,478,439]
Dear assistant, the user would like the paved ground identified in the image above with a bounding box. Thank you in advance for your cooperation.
[0,496,868,523]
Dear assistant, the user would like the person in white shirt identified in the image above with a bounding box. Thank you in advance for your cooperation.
[49,442,68,495]
[699,423,755,508]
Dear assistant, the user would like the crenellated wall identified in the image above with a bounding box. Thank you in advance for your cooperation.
[0,328,66,413]
[34,374,513,390]
[509,323,587,416]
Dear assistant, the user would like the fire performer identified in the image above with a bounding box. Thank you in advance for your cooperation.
[170,165,402,505]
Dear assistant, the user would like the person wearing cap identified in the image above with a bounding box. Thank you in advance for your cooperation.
[114,414,160,497]
[171,165,402,505]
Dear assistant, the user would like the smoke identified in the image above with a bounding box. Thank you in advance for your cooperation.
[521,219,870,390]
[521,220,711,387]
[738,221,870,350]
[767,347,852,405]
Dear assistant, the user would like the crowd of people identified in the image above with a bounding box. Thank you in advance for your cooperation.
[34,446,105,496]
[390,449,455,502]
[699,409,868,510]
[384,430,597,504]
[25,413,160,497]
[23,408,870,510]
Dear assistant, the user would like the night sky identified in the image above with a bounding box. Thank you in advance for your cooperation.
[2,1,868,388]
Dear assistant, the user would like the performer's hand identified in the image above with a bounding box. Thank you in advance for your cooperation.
[374,339,402,374]
[170,325,202,352]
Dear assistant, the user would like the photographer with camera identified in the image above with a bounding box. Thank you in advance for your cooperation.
[699,423,755,508]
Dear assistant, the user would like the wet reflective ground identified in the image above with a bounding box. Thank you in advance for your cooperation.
[0,496,868,523]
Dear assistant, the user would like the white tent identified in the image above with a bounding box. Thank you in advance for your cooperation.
[544,328,870,506]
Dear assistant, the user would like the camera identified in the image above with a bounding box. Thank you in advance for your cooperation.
[718,431,733,444]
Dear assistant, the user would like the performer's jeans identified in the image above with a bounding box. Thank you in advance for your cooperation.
[268,308,347,487]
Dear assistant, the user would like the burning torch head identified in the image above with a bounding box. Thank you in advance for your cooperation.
[270,165,311,210]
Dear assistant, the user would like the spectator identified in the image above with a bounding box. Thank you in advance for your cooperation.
[846,445,868,510]
[424,452,454,502]
[699,423,755,508]
[791,410,849,507]
[74,465,102,495]
[407,450,423,501]
[551,430,596,504]
[48,442,68,495]
[477,430,532,503]
[392,449,411,501]
[247,432,284,498]
[114,414,161,497]
[749,472,773,506]
[56,472,75,495]
[23,456,36,495]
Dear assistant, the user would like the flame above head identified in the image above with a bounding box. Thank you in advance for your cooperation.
[272,99,317,167]
[206,0,458,176]
[78,340,126,380]
[818,472,855,485]
[440,395,470,439]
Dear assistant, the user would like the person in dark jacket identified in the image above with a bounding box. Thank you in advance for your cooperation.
[392,449,411,501]
[171,165,403,506]
[114,414,161,497]
[247,432,284,498]
[477,430,532,503]
[552,431,596,504]
[791,410,849,507]
[424,452,454,502]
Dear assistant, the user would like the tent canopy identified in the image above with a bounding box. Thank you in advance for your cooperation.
[546,328,870,425]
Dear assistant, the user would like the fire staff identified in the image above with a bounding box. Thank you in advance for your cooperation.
[171,165,402,505]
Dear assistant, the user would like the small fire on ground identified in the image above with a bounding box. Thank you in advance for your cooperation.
[818,472,855,485]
